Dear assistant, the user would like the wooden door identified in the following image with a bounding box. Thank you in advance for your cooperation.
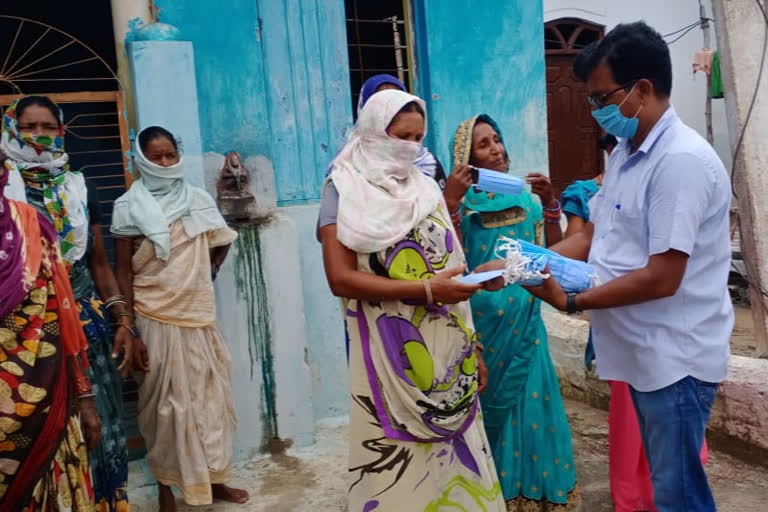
[545,19,604,198]
[546,55,601,197]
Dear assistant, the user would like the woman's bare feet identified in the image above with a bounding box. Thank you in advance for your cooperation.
[158,484,176,512]
[212,483,250,504]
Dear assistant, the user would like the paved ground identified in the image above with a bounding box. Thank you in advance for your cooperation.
[128,400,768,511]
[730,305,763,357]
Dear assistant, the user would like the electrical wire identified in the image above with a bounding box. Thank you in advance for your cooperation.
[663,19,709,38]
[665,22,706,45]
[731,0,768,198]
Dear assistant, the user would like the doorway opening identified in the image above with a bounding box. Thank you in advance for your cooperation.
[0,5,144,460]
[344,0,416,119]
[544,18,603,198]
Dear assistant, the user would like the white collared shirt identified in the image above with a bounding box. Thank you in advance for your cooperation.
[588,107,733,392]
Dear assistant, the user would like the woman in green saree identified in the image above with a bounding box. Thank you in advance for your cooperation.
[449,114,581,511]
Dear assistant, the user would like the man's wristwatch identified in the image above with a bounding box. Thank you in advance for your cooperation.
[566,293,581,315]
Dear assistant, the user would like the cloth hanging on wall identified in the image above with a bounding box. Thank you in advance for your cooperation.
[711,51,724,99]
[693,48,714,76]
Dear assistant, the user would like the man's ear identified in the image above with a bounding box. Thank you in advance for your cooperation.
[636,78,655,100]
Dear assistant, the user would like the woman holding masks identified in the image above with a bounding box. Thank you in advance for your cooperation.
[449,114,580,511]
[112,127,247,511]
[327,75,448,363]
[318,90,505,511]
[2,95,130,512]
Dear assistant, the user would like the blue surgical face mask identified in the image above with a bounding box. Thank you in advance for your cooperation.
[591,85,643,139]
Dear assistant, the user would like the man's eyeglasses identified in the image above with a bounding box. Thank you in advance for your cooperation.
[587,81,638,109]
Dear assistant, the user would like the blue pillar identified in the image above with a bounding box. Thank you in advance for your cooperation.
[128,41,206,188]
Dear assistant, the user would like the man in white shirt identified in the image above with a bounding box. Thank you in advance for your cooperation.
[515,21,733,512]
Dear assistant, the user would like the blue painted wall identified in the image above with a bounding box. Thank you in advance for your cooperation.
[155,0,351,204]
[414,0,549,177]
[154,0,272,160]
[258,0,352,205]
[144,0,353,423]
[131,0,547,426]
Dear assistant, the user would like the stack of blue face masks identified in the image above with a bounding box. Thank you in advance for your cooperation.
[474,167,524,195]
[494,237,599,292]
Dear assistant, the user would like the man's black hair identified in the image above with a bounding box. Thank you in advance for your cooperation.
[573,21,672,97]
[598,133,618,150]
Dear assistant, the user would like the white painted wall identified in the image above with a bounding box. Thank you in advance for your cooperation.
[543,0,731,166]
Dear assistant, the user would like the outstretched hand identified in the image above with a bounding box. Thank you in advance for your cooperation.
[428,266,481,304]
[522,267,568,311]
[469,260,506,291]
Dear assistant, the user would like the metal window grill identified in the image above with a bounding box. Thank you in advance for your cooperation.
[0,16,131,262]
[344,0,415,116]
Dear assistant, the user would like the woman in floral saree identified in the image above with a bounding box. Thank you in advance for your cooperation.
[450,114,581,511]
[2,96,132,512]
[318,90,505,511]
[0,150,99,511]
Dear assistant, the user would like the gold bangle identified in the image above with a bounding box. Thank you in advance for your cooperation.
[423,279,433,305]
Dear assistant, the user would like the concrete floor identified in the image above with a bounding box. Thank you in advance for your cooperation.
[128,400,768,511]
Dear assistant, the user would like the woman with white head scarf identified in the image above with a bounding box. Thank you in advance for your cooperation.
[318,89,505,511]
[111,126,248,511]
[326,74,447,189]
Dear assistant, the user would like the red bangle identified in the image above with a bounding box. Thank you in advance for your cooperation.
[73,375,92,396]
[71,357,93,395]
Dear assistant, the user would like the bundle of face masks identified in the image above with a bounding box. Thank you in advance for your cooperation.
[474,167,524,195]
[493,237,600,292]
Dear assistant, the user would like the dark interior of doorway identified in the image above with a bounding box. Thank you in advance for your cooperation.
[0,3,123,252]
[0,2,145,461]
[0,2,117,93]
[344,0,413,119]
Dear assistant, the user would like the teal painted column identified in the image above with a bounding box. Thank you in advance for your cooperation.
[128,41,206,188]
[414,0,549,178]
[258,0,353,205]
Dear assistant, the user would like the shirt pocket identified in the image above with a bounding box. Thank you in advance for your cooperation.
[602,207,649,271]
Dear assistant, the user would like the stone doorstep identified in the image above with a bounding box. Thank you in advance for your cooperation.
[543,312,768,467]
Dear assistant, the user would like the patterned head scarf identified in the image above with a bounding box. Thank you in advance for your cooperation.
[451,114,527,214]
[357,74,407,115]
[450,113,509,169]
[1,98,89,265]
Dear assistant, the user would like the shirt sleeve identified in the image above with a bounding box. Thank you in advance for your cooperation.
[647,152,713,256]
[317,180,339,229]
[561,182,589,221]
